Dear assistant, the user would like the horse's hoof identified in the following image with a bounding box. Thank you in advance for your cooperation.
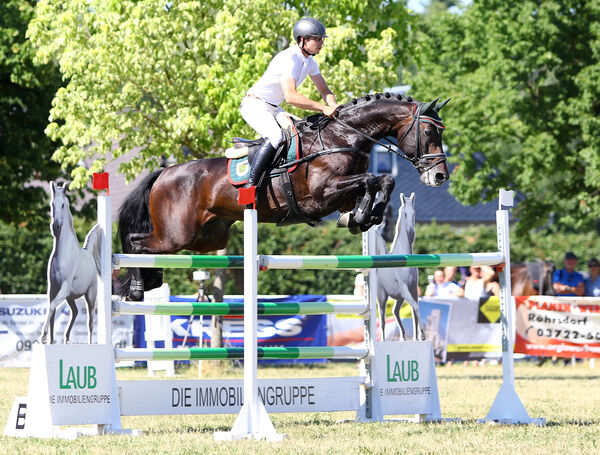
[128,290,144,301]
[336,212,352,228]
[349,224,362,235]
[354,210,366,226]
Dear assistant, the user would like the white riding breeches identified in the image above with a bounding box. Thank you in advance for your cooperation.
[240,96,285,147]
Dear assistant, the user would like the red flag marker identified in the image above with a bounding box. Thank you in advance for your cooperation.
[92,172,109,195]
[238,186,256,208]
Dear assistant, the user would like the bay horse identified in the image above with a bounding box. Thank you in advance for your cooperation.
[118,93,450,300]
[41,182,102,344]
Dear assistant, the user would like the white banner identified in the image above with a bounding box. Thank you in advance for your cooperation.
[0,295,134,367]
[118,377,364,415]
[374,341,441,417]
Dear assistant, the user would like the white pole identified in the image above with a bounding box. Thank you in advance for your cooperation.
[97,191,112,345]
[357,229,382,422]
[244,209,259,433]
[483,189,544,425]
[215,209,282,441]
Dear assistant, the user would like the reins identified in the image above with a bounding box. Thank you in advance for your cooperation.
[275,102,447,173]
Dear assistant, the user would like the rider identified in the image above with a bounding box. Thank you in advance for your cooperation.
[239,17,340,202]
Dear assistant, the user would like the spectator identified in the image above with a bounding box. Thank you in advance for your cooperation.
[584,258,600,297]
[552,252,584,296]
[425,268,464,298]
[482,266,500,297]
[443,266,462,286]
[464,266,486,300]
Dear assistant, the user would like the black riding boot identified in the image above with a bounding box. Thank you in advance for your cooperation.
[247,140,277,187]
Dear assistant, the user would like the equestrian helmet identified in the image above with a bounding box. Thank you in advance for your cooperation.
[293,18,328,42]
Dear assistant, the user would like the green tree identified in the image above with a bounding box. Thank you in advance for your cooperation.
[27,0,412,187]
[404,0,600,233]
[0,0,62,228]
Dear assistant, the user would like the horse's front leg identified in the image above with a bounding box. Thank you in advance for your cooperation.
[369,174,395,226]
[320,173,380,231]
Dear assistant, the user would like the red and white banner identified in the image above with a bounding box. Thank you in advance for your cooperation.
[515,296,600,358]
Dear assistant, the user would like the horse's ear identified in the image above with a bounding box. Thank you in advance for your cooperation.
[421,98,439,115]
[51,181,56,196]
[399,193,405,204]
[409,192,415,200]
[434,98,450,113]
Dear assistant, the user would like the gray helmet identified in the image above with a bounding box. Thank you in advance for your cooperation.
[293,18,328,43]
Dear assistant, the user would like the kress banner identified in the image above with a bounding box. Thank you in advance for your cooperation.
[515,296,600,358]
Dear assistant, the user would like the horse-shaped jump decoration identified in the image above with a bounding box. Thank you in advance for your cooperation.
[118,93,450,300]
[41,182,103,344]
[374,192,425,341]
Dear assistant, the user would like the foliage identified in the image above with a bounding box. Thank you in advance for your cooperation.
[403,0,600,233]
[27,0,412,188]
[0,0,63,228]
[4,210,600,295]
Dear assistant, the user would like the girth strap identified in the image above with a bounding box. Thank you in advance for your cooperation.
[276,170,321,227]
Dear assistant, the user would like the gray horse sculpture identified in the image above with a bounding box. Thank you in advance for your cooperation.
[375,192,425,340]
[41,182,103,344]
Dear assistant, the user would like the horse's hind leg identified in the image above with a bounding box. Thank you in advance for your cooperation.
[392,300,407,340]
[64,298,78,344]
[84,285,97,344]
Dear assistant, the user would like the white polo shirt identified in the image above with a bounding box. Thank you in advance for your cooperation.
[247,45,320,106]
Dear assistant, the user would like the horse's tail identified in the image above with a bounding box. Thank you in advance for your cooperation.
[117,169,165,298]
[83,223,103,275]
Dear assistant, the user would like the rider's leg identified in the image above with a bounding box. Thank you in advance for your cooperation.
[247,140,277,187]
[239,97,284,199]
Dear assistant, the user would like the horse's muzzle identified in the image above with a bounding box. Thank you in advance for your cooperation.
[420,166,449,187]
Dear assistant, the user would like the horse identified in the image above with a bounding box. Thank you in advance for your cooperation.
[41,182,103,344]
[374,193,425,341]
[118,93,450,300]
[511,260,555,296]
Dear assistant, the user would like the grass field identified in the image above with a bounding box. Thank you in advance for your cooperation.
[1,360,599,455]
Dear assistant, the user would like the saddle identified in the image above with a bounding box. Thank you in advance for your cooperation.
[225,112,302,185]
[225,112,320,226]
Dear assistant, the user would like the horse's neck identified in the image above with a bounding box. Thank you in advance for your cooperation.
[341,101,408,140]
[55,216,80,252]
[391,229,413,255]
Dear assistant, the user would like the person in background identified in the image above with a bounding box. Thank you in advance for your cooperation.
[482,266,500,297]
[464,266,486,300]
[584,257,600,297]
[425,268,464,298]
[444,266,465,288]
[552,252,584,296]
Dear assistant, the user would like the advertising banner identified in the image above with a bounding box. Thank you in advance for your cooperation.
[119,376,363,416]
[374,341,440,418]
[136,295,329,364]
[0,295,134,367]
[442,296,503,361]
[515,296,600,358]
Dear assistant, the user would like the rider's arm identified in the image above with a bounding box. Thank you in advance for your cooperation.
[310,73,338,108]
[281,76,337,117]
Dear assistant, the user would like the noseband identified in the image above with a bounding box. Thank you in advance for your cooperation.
[396,104,447,172]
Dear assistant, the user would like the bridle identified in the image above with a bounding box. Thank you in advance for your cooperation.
[334,103,447,173]
[276,102,447,172]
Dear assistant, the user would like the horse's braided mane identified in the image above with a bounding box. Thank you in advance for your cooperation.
[339,92,415,114]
